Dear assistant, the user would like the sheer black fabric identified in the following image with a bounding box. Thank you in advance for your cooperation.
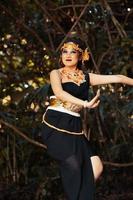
[60,154,94,200]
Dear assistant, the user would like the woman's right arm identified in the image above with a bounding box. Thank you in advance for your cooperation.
[50,69,100,109]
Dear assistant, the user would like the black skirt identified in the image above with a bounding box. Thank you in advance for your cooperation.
[41,108,95,161]
[41,108,95,200]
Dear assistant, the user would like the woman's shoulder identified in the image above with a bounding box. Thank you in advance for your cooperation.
[50,68,59,73]
[50,69,62,80]
[50,69,60,76]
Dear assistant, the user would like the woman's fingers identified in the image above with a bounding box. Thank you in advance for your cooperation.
[87,90,100,108]
[96,89,100,96]
[90,90,100,104]
[90,100,100,108]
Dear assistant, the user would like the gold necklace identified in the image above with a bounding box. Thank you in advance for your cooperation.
[60,68,86,85]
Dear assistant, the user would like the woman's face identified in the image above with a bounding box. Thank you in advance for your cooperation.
[61,43,80,68]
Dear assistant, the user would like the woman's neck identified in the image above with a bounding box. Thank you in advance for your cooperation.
[64,66,78,71]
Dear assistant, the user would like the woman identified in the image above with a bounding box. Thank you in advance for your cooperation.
[41,37,133,200]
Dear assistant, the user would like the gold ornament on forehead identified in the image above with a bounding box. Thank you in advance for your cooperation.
[61,42,82,52]
[61,42,90,62]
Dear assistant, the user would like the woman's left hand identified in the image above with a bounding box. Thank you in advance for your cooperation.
[84,89,100,109]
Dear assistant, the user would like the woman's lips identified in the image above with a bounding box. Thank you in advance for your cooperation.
[66,59,72,61]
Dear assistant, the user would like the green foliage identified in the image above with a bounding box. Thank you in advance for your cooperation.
[0,0,133,199]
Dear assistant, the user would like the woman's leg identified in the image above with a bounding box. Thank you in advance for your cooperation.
[59,154,94,200]
[59,155,81,200]
[90,156,103,181]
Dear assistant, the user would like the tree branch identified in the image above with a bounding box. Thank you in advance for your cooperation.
[0,3,48,49]
[97,47,112,68]
[101,0,127,38]
[56,0,92,52]
[103,161,133,167]
[1,118,133,167]
[34,0,66,35]
[0,119,47,149]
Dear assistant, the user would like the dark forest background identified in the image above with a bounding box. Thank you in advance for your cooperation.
[0,0,133,199]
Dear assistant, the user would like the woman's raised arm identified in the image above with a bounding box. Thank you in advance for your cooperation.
[89,73,133,86]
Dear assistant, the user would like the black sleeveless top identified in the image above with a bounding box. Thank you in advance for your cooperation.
[48,73,90,100]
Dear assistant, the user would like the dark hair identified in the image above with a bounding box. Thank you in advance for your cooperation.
[64,37,86,51]
[59,37,88,70]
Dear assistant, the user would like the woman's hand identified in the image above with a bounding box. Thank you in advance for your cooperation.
[84,89,100,109]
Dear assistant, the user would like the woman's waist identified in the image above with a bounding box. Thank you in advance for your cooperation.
[42,108,83,135]
[49,96,82,114]
[47,106,80,117]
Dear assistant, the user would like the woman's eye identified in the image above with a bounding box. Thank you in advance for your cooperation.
[62,49,77,54]
[62,50,67,54]
[71,50,76,54]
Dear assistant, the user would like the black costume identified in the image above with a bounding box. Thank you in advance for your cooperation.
[41,73,95,200]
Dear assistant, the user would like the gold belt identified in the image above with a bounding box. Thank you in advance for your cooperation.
[50,98,67,107]
[49,98,82,113]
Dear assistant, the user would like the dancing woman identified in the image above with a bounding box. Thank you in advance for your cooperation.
[41,37,133,200]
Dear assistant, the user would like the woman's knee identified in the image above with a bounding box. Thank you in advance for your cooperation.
[61,155,81,173]
[90,156,103,181]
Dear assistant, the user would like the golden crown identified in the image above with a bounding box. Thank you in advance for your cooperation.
[61,42,90,62]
